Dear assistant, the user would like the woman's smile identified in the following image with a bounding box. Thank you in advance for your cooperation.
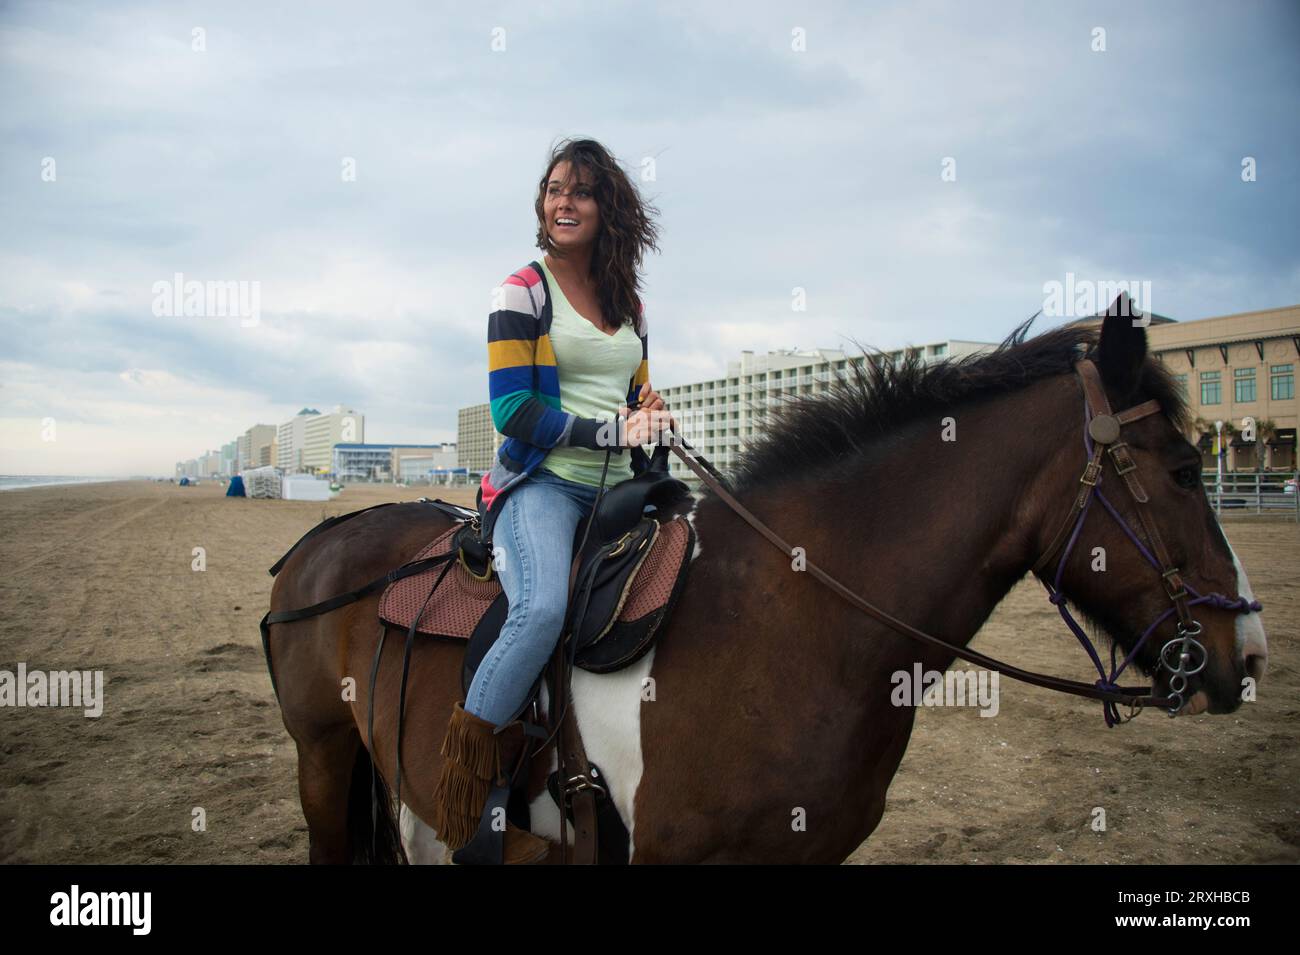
[545,160,599,246]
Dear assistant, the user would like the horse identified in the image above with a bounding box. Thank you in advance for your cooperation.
[263,303,1268,863]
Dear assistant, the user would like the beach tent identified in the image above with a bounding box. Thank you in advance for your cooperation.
[226,475,246,497]
[179,476,190,486]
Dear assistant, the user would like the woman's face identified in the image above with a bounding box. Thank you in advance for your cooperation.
[543,160,600,252]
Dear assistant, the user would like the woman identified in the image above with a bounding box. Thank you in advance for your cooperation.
[431,139,677,863]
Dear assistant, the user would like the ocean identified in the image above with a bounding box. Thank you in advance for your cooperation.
[0,475,131,492]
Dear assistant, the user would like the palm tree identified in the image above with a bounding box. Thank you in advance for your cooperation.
[1190,417,1215,469]
[1256,418,1278,471]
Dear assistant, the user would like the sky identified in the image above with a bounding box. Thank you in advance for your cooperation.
[1,0,1297,476]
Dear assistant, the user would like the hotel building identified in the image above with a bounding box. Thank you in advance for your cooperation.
[1146,304,1298,472]
[656,340,997,480]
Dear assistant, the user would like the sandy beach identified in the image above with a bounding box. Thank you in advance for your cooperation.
[0,479,1295,863]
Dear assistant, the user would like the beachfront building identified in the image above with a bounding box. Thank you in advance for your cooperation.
[1147,305,1299,472]
[332,444,390,481]
[393,443,459,483]
[658,340,996,481]
[276,408,321,472]
[331,442,455,483]
[458,403,505,476]
[237,424,277,472]
[172,450,222,479]
[300,406,364,475]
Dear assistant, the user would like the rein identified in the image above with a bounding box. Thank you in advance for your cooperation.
[659,358,1262,724]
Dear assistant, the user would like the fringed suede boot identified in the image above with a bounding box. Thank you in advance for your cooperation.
[430,701,550,865]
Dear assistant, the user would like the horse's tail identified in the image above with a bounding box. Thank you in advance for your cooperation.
[347,742,408,865]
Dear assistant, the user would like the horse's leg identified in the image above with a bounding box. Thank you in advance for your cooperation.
[294,724,362,865]
[274,609,407,864]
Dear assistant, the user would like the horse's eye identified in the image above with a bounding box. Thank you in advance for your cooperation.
[1173,465,1201,490]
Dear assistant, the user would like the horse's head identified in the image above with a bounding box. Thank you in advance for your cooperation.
[1034,296,1267,717]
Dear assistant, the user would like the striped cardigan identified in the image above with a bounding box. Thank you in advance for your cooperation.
[476,260,652,543]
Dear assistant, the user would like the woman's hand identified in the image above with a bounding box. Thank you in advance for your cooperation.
[620,408,677,447]
[618,381,678,446]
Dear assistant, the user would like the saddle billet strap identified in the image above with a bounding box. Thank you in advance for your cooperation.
[366,623,390,861]
[550,646,600,865]
[545,763,628,863]
[664,437,1170,710]
[548,649,569,861]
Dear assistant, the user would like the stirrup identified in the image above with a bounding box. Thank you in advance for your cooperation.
[451,783,549,865]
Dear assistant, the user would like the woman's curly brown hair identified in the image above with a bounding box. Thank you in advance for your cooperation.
[533,138,661,332]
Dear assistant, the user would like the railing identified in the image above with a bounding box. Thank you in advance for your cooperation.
[1202,471,1300,520]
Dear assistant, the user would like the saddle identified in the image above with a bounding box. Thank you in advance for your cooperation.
[379,445,695,684]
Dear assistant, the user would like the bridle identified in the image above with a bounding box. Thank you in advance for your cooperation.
[1029,358,1261,722]
[659,356,1263,725]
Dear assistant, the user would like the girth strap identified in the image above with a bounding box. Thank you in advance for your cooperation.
[546,632,601,864]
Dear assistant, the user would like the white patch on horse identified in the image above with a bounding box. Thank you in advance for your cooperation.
[399,802,449,864]
[527,650,654,859]
[1227,541,1267,678]
[684,494,703,562]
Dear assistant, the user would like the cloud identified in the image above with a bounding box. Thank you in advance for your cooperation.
[0,0,1296,474]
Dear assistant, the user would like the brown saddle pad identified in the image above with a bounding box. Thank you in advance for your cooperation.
[378,516,693,642]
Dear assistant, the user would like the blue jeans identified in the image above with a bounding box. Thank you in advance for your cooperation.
[464,467,602,726]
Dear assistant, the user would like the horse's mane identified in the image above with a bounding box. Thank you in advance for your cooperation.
[726,317,1190,494]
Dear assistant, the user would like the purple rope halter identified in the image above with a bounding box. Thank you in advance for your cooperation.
[1039,399,1263,726]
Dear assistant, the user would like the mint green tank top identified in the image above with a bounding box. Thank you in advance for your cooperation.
[539,257,643,487]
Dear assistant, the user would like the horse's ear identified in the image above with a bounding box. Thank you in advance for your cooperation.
[1095,292,1147,397]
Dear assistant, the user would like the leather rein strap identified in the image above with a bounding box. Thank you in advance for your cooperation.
[660,358,1194,713]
